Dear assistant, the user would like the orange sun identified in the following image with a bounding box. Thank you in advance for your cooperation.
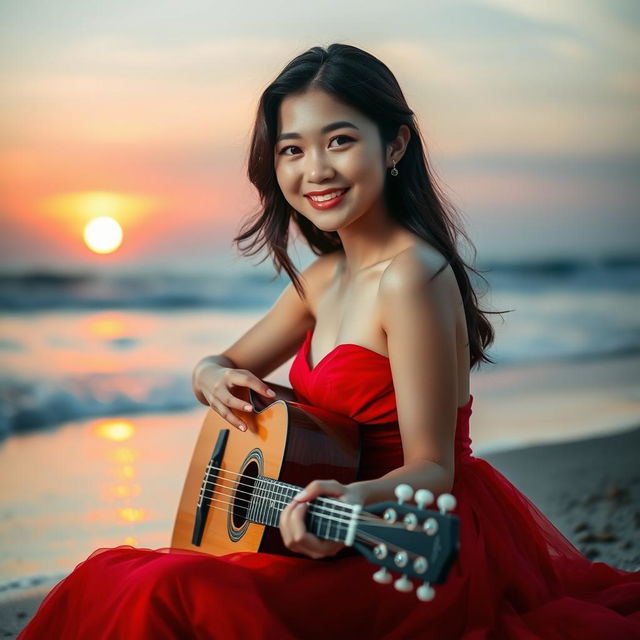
[84,216,123,254]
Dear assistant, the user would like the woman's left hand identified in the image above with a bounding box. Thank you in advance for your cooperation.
[279,480,367,560]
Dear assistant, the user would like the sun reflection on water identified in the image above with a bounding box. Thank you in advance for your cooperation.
[108,447,137,463]
[95,419,135,442]
[118,507,146,523]
[92,417,148,539]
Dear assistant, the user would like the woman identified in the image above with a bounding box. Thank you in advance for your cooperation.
[19,43,640,639]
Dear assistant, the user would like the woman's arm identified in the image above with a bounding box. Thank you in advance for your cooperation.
[348,250,460,503]
[349,459,452,506]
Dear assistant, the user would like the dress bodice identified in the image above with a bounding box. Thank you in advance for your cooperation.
[288,328,474,479]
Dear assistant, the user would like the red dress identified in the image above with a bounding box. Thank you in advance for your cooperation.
[19,329,640,639]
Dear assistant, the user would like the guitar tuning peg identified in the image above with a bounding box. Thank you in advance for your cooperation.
[416,581,435,602]
[394,483,414,504]
[437,493,457,514]
[372,567,392,584]
[414,489,434,509]
[394,574,413,593]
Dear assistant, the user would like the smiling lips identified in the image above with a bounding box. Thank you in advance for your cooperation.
[305,187,350,210]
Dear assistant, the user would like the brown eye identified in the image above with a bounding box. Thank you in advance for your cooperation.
[279,145,300,156]
[330,135,354,147]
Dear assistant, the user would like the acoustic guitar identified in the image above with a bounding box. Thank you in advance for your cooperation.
[172,382,459,601]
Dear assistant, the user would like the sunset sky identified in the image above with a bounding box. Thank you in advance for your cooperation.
[1,0,638,273]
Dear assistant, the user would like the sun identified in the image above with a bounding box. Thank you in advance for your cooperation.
[84,216,124,254]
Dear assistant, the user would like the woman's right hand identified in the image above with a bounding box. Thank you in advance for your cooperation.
[193,362,276,432]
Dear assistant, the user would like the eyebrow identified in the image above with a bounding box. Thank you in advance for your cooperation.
[275,121,360,144]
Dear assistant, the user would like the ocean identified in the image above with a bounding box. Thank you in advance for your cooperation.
[1,254,639,438]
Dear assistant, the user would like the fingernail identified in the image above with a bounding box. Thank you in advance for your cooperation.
[267,389,276,397]
[244,404,253,412]
[239,423,247,431]
[294,490,307,501]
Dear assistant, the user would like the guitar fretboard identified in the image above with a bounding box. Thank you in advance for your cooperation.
[247,477,358,544]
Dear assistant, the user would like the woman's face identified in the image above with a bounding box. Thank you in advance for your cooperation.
[273,89,389,233]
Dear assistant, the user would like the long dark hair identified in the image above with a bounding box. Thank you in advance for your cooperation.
[234,43,505,370]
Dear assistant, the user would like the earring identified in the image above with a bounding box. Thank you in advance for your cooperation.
[390,160,398,177]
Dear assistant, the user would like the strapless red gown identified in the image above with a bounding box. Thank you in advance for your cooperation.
[19,329,640,639]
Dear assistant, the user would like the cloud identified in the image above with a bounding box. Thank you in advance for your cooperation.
[471,0,639,56]
[543,36,590,60]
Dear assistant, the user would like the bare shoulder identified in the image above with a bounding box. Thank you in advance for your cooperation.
[377,243,461,334]
[379,243,456,297]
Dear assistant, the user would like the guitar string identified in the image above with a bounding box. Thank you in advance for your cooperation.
[197,463,437,527]
[200,474,424,531]
[201,475,423,531]
[202,473,360,519]
[203,482,373,529]
[200,471,437,530]
[203,478,418,527]
[190,493,427,559]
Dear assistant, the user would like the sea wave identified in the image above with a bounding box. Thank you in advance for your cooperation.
[1,253,639,437]
[1,254,638,312]
[0,372,196,439]
[3,346,640,438]
[0,270,285,312]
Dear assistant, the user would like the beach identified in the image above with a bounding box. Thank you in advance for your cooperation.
[1,352,639,637]
[1,259,638,636]
[2,426,639,638]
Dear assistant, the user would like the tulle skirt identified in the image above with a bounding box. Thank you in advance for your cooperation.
[18,457,640,639]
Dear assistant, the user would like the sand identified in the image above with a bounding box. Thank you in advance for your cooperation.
[484,424,640,572]
[2,424,639,638]
[0,586,51,639]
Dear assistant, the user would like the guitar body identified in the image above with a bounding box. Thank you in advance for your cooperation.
[171,383,362,556]
[172,384,460,600]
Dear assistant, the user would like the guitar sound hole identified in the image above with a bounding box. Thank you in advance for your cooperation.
[233,460,259,529]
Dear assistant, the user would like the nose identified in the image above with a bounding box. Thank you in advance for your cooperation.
[306,149,335,183]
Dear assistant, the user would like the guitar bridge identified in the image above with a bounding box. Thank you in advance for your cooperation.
[191,428,229,546]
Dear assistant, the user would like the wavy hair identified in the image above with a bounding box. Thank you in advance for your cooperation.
[234,43,506,369]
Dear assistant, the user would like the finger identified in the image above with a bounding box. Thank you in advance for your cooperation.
[294,480,345,503]
[208,398,247,432]
[220,391,255,414]
[225,369,276,399]
[279,499,301,547]
[289,504,343,557]
[280,502,346,558]
[289,501,310,544]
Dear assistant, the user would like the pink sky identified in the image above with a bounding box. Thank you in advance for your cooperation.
[1,1,638,271]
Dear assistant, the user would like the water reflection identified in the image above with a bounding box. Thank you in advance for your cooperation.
[118,507,146,523]
[109,447,136,464]
[85,313,130,340]
[95,419,135,442]
[93,417,147,539]
[0,408,203,582]
[106,484,140,499]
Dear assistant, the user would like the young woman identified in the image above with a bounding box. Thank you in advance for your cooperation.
[19,43,640,639]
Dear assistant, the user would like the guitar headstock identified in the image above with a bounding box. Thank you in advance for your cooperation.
[353,484,459,602]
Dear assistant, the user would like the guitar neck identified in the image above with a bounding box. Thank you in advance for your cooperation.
[247,477,359,546]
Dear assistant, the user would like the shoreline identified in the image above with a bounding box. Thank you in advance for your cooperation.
[2,349,638,451]
[2,424,639,638]
[467,352,640,454]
